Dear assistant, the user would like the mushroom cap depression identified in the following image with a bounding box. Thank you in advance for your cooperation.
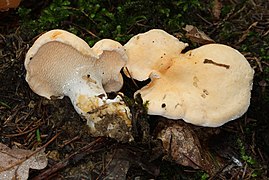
[124,29,254,127]
[25,29,127,99]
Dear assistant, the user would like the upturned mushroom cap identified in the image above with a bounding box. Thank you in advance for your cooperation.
[124,29,254,127]
[25,29,132,141]
[92,39,127,92]
[25,29,127,99]
[123,29,188,81]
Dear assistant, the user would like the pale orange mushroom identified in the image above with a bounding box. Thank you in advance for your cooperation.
[124,29,254,127]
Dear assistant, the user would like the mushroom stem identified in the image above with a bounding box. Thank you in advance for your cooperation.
[58,55,132,142]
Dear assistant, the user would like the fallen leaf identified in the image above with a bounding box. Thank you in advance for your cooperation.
[155,118,223,175]
[212,0,222,20]
[157,120,203,169]
[0,143,48,180]
[183,25,215,44]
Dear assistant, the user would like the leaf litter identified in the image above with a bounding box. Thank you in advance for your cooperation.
[0,143,47,180]
[0,0,269,179]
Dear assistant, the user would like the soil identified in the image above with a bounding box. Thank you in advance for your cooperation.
[0,0,268,179]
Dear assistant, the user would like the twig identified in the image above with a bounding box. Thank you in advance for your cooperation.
[228,5,246,20]
[257,147,265,162]
[15,109,34,124]
[262,61,269,67]
[0,94,23,102]
[22,118,35,132]
[2,125,40,137]
[263,29,269,37]
[58,135,80,148]
[96,147,118,180]
[63,21,100,39]
[236,22,258,45]
[124,67,139,88]
[4,104,22,124]
[2,128,37,138]
[247,56,263,72]
[241,163,248,179]
[196,13,213,25]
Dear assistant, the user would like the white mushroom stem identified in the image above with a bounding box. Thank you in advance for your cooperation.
[58,67,132,139]
[63,78,131,132]
[61,74,105,126]
[25,29,132,142]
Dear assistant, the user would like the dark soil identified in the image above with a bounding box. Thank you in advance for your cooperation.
[0,0,268,179]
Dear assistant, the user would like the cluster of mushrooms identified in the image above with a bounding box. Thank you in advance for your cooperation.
[25,29,254,142]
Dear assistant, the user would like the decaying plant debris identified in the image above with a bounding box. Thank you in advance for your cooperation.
[0,142,47,180]
[0,0,268,179]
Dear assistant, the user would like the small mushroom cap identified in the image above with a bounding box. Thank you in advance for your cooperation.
[134,43,254,127]
[92,39,128,92]
[25,29,127,99]
[124,29,188,81]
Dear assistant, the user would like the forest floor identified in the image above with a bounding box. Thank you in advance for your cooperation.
[0,0,268,179]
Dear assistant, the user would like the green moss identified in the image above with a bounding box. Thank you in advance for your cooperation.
[237,138,256,165]
[18,0,203,43]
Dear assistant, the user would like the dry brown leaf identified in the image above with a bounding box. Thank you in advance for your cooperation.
[156,119,222,175]
[183,25,215,44]
[157,120,203,169]
[0,143,48,180]
[212,0,222,20]
[0,0,21,11]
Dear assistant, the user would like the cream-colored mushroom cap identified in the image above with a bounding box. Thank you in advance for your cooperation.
[123,29,188,81]
[124,29,254,127]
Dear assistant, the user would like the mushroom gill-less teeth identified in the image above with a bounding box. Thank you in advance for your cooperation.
[124,29,254,127]
[25,29,132,142]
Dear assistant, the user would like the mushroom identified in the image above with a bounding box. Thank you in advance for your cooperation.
[25,29,132,142]
[124,29,254,127]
